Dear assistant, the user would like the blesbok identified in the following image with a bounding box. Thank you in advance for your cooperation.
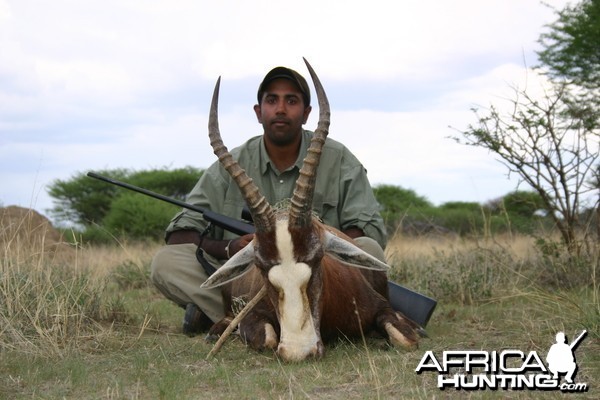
[201,59,421,361]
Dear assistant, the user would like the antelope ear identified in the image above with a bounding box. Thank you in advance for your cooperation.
[323,231,390,271]
[201,244,256,288]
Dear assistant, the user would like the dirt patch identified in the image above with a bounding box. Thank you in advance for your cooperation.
[0,205,73,260]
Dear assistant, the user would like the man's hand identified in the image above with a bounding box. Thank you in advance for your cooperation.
[229,234,254,257]
[342,227,364,239]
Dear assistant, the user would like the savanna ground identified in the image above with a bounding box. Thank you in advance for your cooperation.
[1,207,599,399]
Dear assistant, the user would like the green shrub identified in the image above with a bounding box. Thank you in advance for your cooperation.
[102,193,179,241]
[426,204,486,236]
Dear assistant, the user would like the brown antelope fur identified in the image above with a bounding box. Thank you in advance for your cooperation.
[201,59,420,361]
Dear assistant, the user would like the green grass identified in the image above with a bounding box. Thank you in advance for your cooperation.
[1,234,599,399]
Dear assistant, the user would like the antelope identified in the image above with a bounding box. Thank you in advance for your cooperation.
[201,59,420,361]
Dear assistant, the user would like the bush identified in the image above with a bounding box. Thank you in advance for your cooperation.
[500,191,546,217]
[102,193,179,241]
[373,184,433,232]
[433,202,486,235]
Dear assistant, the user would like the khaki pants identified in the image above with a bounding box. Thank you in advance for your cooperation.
[150,236,385,323]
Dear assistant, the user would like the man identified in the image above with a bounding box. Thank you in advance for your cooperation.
[546,331,578,383]
[151,65,387,335]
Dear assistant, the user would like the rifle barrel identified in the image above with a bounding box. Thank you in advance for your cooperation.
[86,172,254,236]
[570,330,587,349]
[87,172,203,213]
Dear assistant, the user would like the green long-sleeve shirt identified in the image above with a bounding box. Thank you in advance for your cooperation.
[166,130,387,248]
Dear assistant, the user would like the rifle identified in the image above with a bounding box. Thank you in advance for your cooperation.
[87,171,437,328]
[569,330,587,350]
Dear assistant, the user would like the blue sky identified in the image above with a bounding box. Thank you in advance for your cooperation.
[0,0,570,222]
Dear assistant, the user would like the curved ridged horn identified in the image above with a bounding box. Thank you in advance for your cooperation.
[208,77,275,233]
[288,58,331,228]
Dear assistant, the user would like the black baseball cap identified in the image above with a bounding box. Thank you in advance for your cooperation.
[257,66,311,107]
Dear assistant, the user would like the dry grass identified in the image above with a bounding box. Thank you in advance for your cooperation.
[386,233,540,262]
[74,240,160,280]
[1,208,599,399]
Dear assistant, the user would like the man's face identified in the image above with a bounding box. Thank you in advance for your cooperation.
[254,78,312,146]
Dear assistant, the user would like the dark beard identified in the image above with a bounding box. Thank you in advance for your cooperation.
[264,120,301,146]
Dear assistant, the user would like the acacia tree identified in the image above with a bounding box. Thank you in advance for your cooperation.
[456,83,599,255]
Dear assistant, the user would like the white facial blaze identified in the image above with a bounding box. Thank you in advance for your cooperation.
[267,220,319,359]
